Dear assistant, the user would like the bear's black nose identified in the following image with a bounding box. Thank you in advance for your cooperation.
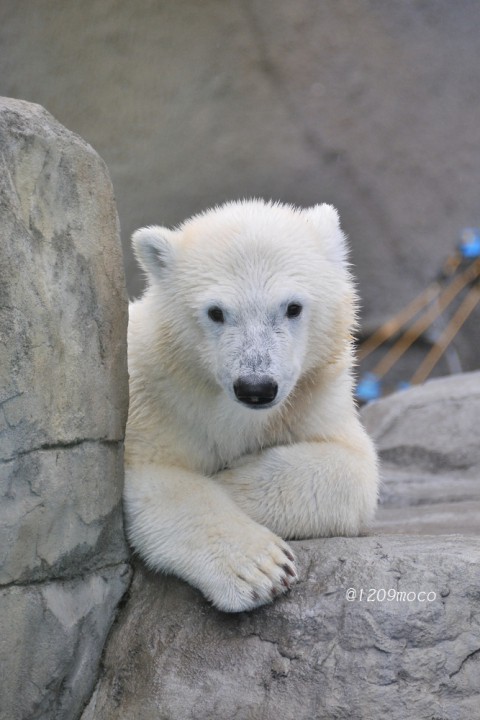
[233,377,278,407]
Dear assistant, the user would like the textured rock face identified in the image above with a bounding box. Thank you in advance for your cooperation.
[1,566,131,720]
[82,373,480,720]
[2,1,480,376]
[0,98,130,720]
[84,538,480,720]
[364,371,480,536]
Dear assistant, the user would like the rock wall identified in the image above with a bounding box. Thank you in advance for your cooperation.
[0,98,130,720]
[1,1,480,371]
[364,371,480,536]
[82,373,480,720]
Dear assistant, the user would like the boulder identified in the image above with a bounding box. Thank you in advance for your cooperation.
[1,566,130,720]
[82,373,480,720]
[83,537,479,720]
[0,98,130,720]
[364,371,480,536]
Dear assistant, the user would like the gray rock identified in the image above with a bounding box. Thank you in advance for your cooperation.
[2,2,480,377]
[0,97,129,584]
[0,97,127,460]
[83,538,480,720]
[0,98,130,720]
[0,442,126,585]
[363,371,480,535]
[363,371,480,474]
[82,373,480,720]
[0,564,131,720]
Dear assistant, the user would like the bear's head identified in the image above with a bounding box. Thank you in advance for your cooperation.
[133,199,356,412]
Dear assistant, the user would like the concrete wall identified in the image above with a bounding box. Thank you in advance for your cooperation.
[1,0,479,371]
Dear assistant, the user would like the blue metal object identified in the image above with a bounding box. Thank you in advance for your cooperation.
[356,372,381,402]
[459,228,480,259]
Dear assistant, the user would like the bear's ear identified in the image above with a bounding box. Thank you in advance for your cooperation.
[132,226,175,280]
[304,204,349,267]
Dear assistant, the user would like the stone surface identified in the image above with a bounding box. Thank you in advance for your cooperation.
[1,1,480,375]
[0,442,126,585]
[364,371,480,535]
[0,98,127,459]
[82,373,480,720]
[0,98,130,720]
[0,97,129,584]
[0,565,131,720]
[83,539,480,720]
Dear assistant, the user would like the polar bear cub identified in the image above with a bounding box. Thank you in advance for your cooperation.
[124,199,379,612]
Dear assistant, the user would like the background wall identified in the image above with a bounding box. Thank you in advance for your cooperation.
[1,0,479,375]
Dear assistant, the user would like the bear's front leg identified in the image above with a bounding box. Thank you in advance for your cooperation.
[216,423,379,539]
[123,464,297,612]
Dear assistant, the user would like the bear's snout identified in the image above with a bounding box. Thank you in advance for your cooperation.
[233,376,278,408]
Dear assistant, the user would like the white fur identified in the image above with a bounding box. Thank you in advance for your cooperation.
[124,199,379,612]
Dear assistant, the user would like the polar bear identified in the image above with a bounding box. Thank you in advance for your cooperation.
[124,199,378,612]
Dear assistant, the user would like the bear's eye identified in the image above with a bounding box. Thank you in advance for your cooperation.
[286,302,303,319]
[207,306,225,323]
